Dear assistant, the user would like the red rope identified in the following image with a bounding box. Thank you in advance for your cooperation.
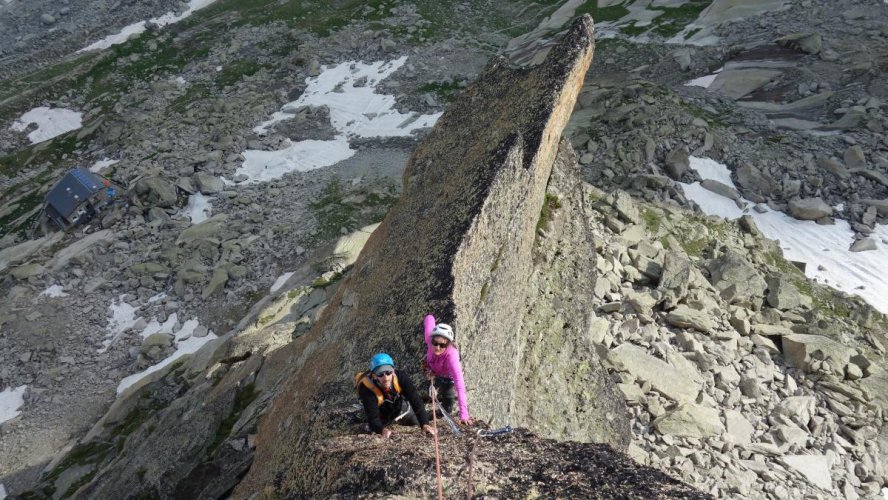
[430,385,444,500]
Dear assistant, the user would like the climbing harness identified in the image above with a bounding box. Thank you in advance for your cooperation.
[477,425,513,438]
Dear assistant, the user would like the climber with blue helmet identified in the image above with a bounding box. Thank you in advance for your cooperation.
[355,352,436,438]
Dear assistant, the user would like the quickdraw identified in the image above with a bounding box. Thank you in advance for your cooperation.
[477,425,513,437]
[429,384,462,436]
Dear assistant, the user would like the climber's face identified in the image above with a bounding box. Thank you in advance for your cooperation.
[373,370,394,389]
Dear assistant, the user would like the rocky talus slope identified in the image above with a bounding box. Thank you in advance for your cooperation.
[10,16,679,499]
[578,186,888,498]
[5,1,888,498]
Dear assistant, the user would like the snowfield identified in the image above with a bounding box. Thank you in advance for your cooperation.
[10,107,83,144]
[235,57,442,183]
[682,156,888,314]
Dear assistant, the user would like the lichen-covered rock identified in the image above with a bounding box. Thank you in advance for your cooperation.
[133,176,178,208]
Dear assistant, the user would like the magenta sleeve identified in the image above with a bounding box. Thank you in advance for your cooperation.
[423,314,436,349]
[447,351,470,421]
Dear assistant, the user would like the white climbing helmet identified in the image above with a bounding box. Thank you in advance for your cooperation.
[431,323,454,343]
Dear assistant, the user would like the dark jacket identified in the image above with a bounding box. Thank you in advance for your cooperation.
[358,369,430,434]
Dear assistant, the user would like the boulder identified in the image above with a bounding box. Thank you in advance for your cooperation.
[776,33,822,54]
[616,383,646,404]
[177,215,230,245]
[134,177,178,208]
[10,263,46,280]
[735,164,773,197]
[708,250,767,303]
[665,149,689,180]
[141,332,174,353]
[774,424,808,448]
[700,179,741,200]
[607,344,700,402]
[771,396,816,427]
[653,403,724,438]
[665,305,713,333]
[766,275,803,310]
[782,334,856,373]
[849,238,877,252]
[851,168,888,187]
[657,251,691,309]
[709,68,782,100]
[844,145,867,168]
[724,409,754,445]
[673,48,692,71]
[0,233,64,273]
[816,156,850,179]
[788,198,832,221]
[861,199,888,217]
[624,289,658,316]
[610,191,640,224]
[129,262,168,275]
[751,323,793,336]
[193,172,224,194]
[779,455,832,490]
[176,176,196,194]
[202,267,229,299]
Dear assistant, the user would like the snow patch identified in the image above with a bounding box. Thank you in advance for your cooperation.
[39,285,68,298]
[10,107,83,144]
[682,157,888,314]
[98,296,141,352]
[89,158,119,173]
[0,385,27,425]
[685,67,723,89]
[175,76,187,85]
[139,313,178,339]
[116,319,217,394]
[239,137,354,182]
[78,0,219,52]
[185,193,212,223]
[235,57,442,183]
[0,482,6,500]
[270,272,295,293]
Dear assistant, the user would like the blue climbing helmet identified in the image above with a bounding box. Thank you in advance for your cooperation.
[369,352,395,373]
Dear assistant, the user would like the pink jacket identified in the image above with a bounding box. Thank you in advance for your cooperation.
[424,314,470,420]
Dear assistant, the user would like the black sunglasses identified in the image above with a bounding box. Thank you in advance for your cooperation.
[375,370,394,377]
[432,340,449,348]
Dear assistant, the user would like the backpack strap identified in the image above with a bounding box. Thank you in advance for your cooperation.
[355,371,402,406]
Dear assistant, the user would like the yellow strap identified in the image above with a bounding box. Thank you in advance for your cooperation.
[356,373,401,406]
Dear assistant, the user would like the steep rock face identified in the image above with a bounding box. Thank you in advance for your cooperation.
[510,143,632,441]
[238,15,631,496]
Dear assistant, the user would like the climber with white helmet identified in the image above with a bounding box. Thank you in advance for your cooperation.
[355,352,436,438]
[422,315,472,425]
